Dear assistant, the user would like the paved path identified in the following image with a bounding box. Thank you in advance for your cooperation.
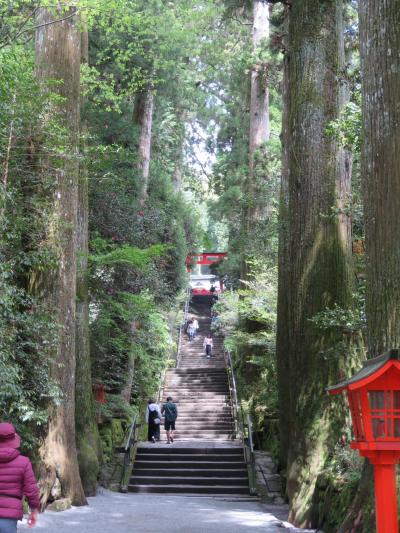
[19,490,316,533]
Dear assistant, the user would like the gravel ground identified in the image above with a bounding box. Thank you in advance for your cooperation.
[18,489,317,533]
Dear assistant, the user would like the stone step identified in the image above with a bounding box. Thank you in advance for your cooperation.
[167,370,227,375]
[133,468,246,477]
[172,416,233,421]
[128,484,249,495]
[130,476,248,487]
[165,378,228,384]
[136,447,242,455]
[179,361,225,368]
[164,419,233,425]
[136,452,243,461]
[160,432,234,438]
[163,386,229,391]
[164,393,230,397]
[170,400,230,403]
[170,408,231,412]
[159,426,233,433]
[135,454,242,463]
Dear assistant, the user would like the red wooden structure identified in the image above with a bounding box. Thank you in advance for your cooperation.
[328,349,400,533]
[93,382,106,404]
[185,252,227,272]
[186,252,227,296]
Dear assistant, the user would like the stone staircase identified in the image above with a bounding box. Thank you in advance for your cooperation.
[129,299,250,496]
[129,446,248,494]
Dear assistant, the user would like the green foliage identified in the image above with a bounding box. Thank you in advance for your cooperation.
[98,394,137,424]
[0,41,70,447]
[310,302,365,335]
[215,263,279,448]
[326,95,362,152]
[328,444,364,484]
[89,241,168,269]
[90,290,174,414]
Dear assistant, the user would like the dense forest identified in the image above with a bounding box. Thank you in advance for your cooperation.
[0,0,399,531]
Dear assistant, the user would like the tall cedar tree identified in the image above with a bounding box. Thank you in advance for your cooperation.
[35,6,86,506]
[75,21,101,496]
[134,84,155,206]
[276,0,354,526]
[241,0,269,280]
[339,1,400,530]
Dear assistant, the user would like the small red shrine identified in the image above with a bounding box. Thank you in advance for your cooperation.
[328,348,400,533]
[92,381,106,404]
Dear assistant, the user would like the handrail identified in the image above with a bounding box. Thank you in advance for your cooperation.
[124,414,138,452]
[225,348,257,496]
[176,286,191,368]
[120,414,140,492]
[225,350,240,438]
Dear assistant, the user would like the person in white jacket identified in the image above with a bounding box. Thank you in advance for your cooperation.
[192,317,199,338]
[146,399,162,442]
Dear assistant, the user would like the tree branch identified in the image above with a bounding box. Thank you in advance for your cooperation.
[0,8,79,50]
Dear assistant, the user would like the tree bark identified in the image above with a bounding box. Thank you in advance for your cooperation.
[249,1,269,172]
[361,0,400,355]
[276,5,290,469]
[75,21,101,497]
[134,86,155,206]
[276,0,358,526]
[172,113,186,193]
[339,1,400,530]
[35,5,86,507]
[241,1,269,280]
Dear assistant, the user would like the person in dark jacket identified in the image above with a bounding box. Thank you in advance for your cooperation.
[0,422,39,532]
[145,399,162,443]
[161,397,178,444]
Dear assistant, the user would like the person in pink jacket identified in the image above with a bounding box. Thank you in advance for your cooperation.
[0,423,39,532]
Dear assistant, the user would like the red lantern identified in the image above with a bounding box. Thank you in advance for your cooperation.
[328,349,400,533]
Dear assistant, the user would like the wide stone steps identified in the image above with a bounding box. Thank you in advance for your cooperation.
[130,446,249,495]
[131,301,249,496]
[128,484,249,494]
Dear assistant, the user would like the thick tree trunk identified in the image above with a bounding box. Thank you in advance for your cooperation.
[134,87,155,206]
[249,1,269,172]
[241,1,269,280]
[339,2,400,530]
[75,23,101,497]
[276,0,358,526]
[362,0,400,355]
[35,6,86,507]
[276,7,290,469]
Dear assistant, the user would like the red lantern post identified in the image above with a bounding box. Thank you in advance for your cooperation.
[328,349,400,533]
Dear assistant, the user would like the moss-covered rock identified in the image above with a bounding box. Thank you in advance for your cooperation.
[99,425,113,461]
[77,436,100,496]
[47,498,72,512]
[111,418,125,445]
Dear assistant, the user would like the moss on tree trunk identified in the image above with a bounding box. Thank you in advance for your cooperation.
[338,1,400,530]
[276,0,363,526]
[35,6,86,507]
[75,23,101,496]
